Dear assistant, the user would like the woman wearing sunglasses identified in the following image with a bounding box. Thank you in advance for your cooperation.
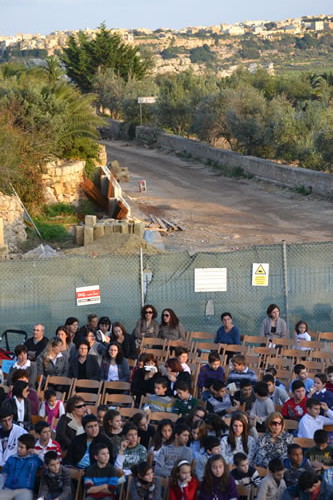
[133,305,159,348]
[254,412,294,467]
[158,308,185,340]
[55,395,88,452]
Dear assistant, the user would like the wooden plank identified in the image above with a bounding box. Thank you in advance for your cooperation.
[155,216,168,230]
[160,216,178,231]
[81,179,109,212]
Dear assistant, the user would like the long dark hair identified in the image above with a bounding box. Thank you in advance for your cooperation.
[203,454,230,493]
[105,341,124,364]
[103,409,121,436]
[151,419,174,451]
[141,304,158,320]
[227,412,249,453]
[161,308,179,328]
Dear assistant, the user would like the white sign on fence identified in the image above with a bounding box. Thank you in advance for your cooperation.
[76,285,101,306]
[194,268,227,292]
[138,97,156,104]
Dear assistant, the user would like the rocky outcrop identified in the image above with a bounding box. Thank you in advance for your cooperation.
[0,193,26,252]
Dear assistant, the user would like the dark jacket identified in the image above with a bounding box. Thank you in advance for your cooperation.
[64,431,114,467]
[110,333,137,359]
[131,368,161,398]
[1,397,32,429]
[7,363,37,388]
[38,464,71,500]
[24,336,49,360]
[101,358,130,382]
[68,354,101,381]
[55,414,80,451]
[282,479,333,500]
[166,371,192,397]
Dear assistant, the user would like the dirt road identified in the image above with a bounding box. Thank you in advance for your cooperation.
[103,140,333,252]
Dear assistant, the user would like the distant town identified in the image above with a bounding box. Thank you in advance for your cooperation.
[1,13,333,76]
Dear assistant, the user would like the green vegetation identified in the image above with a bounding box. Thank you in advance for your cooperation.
[189,45,215,63]
[61,23,151,93]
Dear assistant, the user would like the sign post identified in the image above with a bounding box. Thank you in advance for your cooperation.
[137,97,156,126]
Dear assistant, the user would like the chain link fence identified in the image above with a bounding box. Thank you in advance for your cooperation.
[0,241,332,344]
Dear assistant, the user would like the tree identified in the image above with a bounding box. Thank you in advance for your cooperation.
[61,23,150,93]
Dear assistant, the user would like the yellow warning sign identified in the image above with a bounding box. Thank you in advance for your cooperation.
[252,263,269,286]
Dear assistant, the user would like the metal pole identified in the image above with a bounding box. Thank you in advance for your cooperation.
[140,246,144,308]
[140,104,143,126]
[282,240,290,335]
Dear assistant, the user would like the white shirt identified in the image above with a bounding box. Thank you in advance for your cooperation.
[298,410,333,438]
[107,363,119,381]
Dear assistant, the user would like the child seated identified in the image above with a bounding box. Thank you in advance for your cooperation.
[249,381,275,432]
[155,423,192,478]
[114,422,147,476]
[326,366,333,393]
[294,320,311,350]
[129,462,161,499]
[265,367,286,392]
[206,380,236,416]
[227,354,257,389]
[308,373,333,409]
[169,460,199,500]
[2,434,43,498]
[256,457,286,500]
[173,381,198,416]
[298,398,333,439]
[85,444,122,499]
[39,389,65,430]
[231,452,261,493]
[175,347,191,374]
[233,379,256,413]
[143,377,175,413]
[38,450,71,500]
[197,352,225,399]
[195,436,221,481]
[34,420,62,462]
[305,429,333,472]
[290,364,314,393]
[262,374,289,406]
[283,443,312,486]
[281,380,307,420]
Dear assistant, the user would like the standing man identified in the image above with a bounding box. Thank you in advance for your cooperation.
[24,324,49,361]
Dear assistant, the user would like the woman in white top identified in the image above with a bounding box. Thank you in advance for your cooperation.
[7,344,37,387]
[37,338,69,378]
[294,320,311,350]
[101,341,130,382]
[220,412,257,465]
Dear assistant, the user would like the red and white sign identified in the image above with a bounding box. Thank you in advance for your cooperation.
[76,285,101,306]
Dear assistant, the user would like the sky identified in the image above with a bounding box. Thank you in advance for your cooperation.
[1,0,332,36]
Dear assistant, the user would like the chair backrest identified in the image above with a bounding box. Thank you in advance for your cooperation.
[298,340,321,350]
[73,392,101,405]
[149,411,179,423]
[294,437,315,449]
[319,332,333,342]
[220,344,247,355]
[71,378,102,395]
[284,419,299,430]
[68,467,84,500]
[141,348,167,360]
[189,331,216,342]
[159,476,170,500]
[119,407,145,420]
[103,393,134,407]
[256,466,268,477]
[44,375,73,401]
[140,338,166,350]
[195,342,221,354]
[102,381,131,395]
[236,484,253,500]
[243,335,268,346]
[270,338,295,348]
[311,351,333,364]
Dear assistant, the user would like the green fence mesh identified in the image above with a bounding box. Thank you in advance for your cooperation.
[0,241,332,345]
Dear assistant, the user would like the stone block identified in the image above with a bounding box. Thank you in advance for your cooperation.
[0,218,4,246]
[85,215,97,227]
[75,226,84,246]
[84,227,94,246]
[133,221,145,239]
[0,245,8,258]
[94,224,105,240]
[104,225,114,235]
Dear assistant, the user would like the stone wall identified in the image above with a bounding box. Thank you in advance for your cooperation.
[41,159,86,204]
[136,127,333,197]
[0,193,26,252]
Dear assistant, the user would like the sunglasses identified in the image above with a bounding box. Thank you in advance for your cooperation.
[271,421,282,426]
[145,310,153,314]
[74,404,87,409]
[162,313,170,317]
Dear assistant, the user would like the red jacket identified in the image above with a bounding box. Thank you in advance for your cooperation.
[169,477,199,500]
[281,396,307,420]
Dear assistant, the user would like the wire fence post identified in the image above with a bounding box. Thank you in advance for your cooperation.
[139,247,144,308]
[282,240,290,335]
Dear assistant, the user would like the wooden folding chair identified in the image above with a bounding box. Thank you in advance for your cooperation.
[256,466,268,477]
[298,360,324,373]
[71,379,102,397]
[103,393,134,408]
[194,342,221,354]
[243,335,268,347]
[284,420,299,431]
[220,344,248,357]
[188,331,216,343]
[236,484,253,500]
[265,357,293,371]
[298,340,322,350]
[141,348,167,361]
[311,351,333,364]
[166,339,193,356]
[149,411,179,424]
[68,467,84,500]
[318,332,333,342]
[294,437,315,449]
[140,338,166,350]
[158,476,170,500]
[42,375,73,401]
[102,381,131,398]
[72,392,101,406]
[119,407,144,420]
[270,337,295,349]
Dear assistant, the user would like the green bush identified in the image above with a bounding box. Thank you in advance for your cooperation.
[42,202,76,217]
[33,219,71,242]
